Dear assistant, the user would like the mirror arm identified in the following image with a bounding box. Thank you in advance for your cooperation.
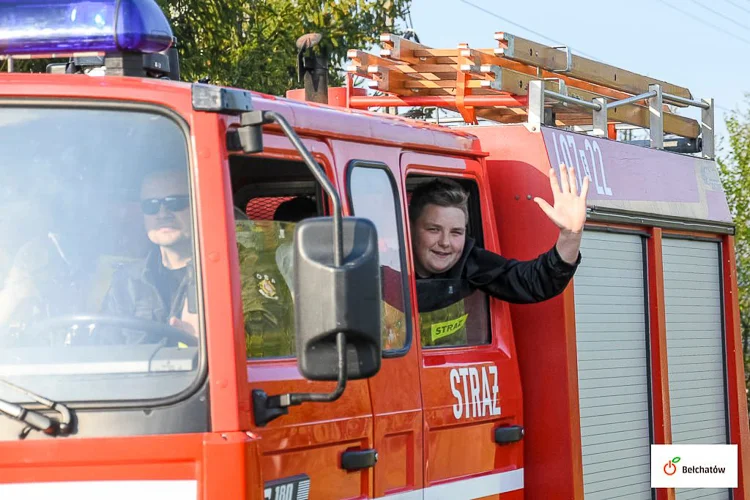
[239,110,343,266]
[242,111,356,427]
[277,331,348,406]
[252,332,348,427]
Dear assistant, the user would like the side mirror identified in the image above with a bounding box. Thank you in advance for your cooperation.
[245,109,383,427]
[294,216,382,380]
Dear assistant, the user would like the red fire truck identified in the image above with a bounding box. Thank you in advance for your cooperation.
[0,1,746,499]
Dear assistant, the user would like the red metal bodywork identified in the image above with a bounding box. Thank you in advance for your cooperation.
[464,124,750,500]
[0,74,746,500]
[470,125,585,499]
[648,228,676,500]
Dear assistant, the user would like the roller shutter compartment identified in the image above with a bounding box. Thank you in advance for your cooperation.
[663,238,729,500]
[574,231,652,500]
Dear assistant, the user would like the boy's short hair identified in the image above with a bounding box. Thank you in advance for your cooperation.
[408,178,469,223]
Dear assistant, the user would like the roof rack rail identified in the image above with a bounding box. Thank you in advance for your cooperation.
[345,32,714,158]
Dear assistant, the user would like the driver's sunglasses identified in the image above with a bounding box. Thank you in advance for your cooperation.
[140,195,190,215]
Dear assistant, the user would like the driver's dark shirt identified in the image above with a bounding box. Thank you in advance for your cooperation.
[101,249,195,323]
[157,265,187,311]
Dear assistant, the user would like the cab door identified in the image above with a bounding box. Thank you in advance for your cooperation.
[344,158,423,499]
[236,134,374,500]
[402,153,524,500]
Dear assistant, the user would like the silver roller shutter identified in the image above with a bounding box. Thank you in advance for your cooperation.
[663,238,729,500]
[574,231,653,500]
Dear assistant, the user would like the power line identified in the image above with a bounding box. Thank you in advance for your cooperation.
[402,6,421,43]
[406,5,415,30]
[458,0,603,61]
[686,0,750,34]
[655,0,750,46]
[456,0,739,117]
[717,102,747,114]
[720,0,750,16]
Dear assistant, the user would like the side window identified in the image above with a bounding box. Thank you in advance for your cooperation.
[348,163,411,353]
[230,156,322,359]
[406,175,491,348]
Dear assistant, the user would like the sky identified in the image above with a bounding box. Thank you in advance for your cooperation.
[391,0,750,151]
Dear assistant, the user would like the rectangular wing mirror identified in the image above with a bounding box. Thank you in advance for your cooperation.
[294,216,382,380]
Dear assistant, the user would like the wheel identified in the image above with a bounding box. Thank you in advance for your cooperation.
[21,314,198,347]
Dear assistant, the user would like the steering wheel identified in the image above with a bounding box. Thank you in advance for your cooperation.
[21,314,199,347]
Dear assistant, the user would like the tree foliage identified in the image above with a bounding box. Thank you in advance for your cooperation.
[156,0,411,96]
[717,93,750,405]
[5,1,410,95]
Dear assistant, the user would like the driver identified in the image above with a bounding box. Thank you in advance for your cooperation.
[101,168,198,339]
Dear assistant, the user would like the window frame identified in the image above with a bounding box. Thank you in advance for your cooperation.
[404,172,493,350]
[229,155,329,218]
[0,98,207,409]
[346,160,413,358]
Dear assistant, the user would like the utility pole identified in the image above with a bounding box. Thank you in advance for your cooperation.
[384,0,397,115]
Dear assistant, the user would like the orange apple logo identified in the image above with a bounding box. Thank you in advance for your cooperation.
[664,456,680,476]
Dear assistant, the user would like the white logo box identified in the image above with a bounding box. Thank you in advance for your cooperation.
[651,444,738,488]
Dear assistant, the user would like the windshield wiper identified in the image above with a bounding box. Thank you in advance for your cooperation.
[0,379,72,439]
[0,399,56,438]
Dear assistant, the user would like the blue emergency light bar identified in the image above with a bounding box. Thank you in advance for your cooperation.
[0,0,173,56]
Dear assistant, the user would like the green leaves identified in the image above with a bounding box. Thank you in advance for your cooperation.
[718,93,750,412]
[672,457,681,464]
[156,0,411,94]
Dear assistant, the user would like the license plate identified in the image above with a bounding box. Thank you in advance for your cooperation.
[264,474,310,500]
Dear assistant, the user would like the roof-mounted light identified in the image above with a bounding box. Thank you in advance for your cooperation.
[0,0,174,56]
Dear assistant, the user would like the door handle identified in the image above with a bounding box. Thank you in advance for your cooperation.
[494,425,524,445]
[341,448,378,471]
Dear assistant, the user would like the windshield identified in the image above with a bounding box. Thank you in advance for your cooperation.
[0,105,200,404]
